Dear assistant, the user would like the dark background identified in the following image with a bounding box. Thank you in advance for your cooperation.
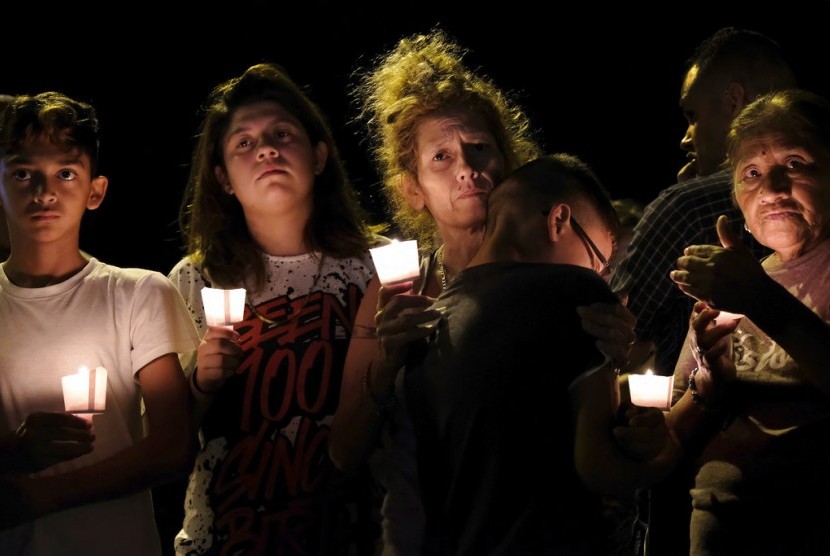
[3,2,830,275]
[4,3,830,552]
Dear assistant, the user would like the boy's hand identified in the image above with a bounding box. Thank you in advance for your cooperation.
[14,412,94,472]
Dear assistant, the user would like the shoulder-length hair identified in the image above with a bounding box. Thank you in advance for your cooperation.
[179,62,372,289]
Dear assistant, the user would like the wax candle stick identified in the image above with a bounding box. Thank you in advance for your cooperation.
[62,366,108,421]
[201,287,247,329]
[628,370,674,410]
[369,240,421,286]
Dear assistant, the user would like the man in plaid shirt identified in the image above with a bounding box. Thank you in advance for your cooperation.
[611,27,795,378]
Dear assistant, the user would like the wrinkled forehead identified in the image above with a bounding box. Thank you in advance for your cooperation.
[416,105,493,142]
[733,133,810,162]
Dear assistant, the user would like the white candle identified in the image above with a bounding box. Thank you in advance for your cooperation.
[369,239,421,286]
[201,287,247,329]
[62,366,108,421]
[714,310,744,327]
[628,370,674,410]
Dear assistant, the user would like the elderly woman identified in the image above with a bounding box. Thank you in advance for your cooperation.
[668,88,830,554]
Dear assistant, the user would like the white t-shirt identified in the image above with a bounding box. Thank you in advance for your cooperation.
[0,257,200,556]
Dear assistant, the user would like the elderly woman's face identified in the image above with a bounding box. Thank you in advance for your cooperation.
[733,133,830,261]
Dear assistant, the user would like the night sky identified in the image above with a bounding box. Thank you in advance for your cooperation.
[4,2,829,274]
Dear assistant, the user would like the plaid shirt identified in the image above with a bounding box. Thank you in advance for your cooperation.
[610,170,771,375]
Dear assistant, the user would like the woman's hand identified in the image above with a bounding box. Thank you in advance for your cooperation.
[670,215,768,314]
[612,404,674,462]
[375,282,443,373]
[686,301,739,403]
[194,326,242,393]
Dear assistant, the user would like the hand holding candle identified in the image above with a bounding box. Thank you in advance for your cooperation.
[628,370,674,410]
[369,239,420,287]
[14,412,94,472]
[201,287,247,329]
[714,310,744,327]
[62,366,108,421]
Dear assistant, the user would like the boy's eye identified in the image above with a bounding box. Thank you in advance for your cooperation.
[57,169,76,181]
[12,169,31,181]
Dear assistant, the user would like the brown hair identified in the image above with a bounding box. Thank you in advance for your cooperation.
[179,63,373,289]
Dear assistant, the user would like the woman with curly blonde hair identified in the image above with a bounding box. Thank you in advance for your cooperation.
[331,28,640,555]
[356,29,540,254]
[330,29,541,555]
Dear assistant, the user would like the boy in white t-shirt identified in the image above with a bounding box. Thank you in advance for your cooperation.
[0,92,200,555]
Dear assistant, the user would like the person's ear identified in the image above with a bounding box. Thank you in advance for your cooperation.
[215,166,234,195]
[86,176,108,210]
[313,141,328,176]
[724,82,748,118]
[399,174,425,211]
[546,203,571,242]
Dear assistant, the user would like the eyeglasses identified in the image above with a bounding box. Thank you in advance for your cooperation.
[570,216,610,273]
[542,210,610,275]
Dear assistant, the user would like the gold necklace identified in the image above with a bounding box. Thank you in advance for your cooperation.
[246,254,326,329]
[437,244,448,291]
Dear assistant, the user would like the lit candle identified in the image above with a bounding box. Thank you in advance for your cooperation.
[201,287,247,329]
[62,366,108,421]
[714,310,744,327]
[627,370,674,410]
[369,239,421,286]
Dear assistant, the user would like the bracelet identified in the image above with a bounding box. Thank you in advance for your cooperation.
[363,364,398,416]
[688,367,722,412]
[191,368,218,396]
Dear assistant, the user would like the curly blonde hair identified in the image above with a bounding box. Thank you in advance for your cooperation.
[354,29,541,250]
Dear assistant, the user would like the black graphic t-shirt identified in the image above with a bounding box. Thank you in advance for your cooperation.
[170,252,376,556]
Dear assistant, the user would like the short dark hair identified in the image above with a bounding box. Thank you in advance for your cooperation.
[688,27,797,96]
[0,92,100,175]
[490,153,620,241]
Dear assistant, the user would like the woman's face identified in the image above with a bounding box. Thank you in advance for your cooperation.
[406,105,505,233]
[734,133,830,261]
[215,100,326,221]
